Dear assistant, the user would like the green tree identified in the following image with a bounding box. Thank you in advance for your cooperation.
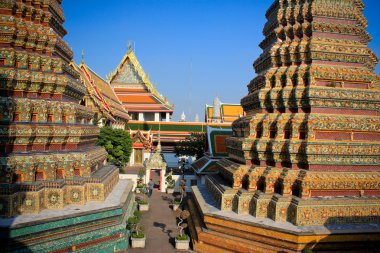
[174,132,207,160]
[97,126,133,168]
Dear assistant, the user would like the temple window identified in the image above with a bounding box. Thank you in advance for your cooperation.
[257,176,265,192]
[299,129,307,140]
[47,114,53,123]
[31,113,38,122]
[284,129,291,139]
[274,182,282,194]
[304,77,309,86]
[74,168,81,177]
[62,115,67,123]
[256,123,263,138]
[35,171,44,181]
[269,124,277,139]
[13,173,22,183]
[13,113,20,122]
[56,169,64,179]
[292,77,297,87]
[292,184,301,197]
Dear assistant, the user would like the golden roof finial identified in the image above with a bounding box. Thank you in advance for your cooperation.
[128,41,133,52]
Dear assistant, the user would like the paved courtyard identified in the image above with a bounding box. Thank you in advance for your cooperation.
[128,172,194,253]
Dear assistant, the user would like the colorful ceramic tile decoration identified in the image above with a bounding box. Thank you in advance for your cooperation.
[188,1,380,252]
[0,1,135,252]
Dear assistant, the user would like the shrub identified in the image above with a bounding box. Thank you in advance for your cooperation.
[96,127,133,168]
[176,234,189,240]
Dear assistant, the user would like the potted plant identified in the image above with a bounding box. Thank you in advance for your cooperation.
[172,199,181,211]
[138,196,149,211]
[165,173,175,194]
[172,179,186,211]
[178,179,186,202]
[135,168,146,193]
[135,183,144,193]
[128,210,145,248]
[175,209,190,250]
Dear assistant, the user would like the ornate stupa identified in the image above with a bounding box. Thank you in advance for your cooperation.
[0,1,134,251]
[212,96,221,123]
[188,0,380,252]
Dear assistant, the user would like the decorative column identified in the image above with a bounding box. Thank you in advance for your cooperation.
[154,113,160,122]
[145,168,151,185]
[160,169,166,192]
[138,112,144,121]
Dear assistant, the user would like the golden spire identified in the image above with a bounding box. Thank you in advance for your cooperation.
[128,41,133,52]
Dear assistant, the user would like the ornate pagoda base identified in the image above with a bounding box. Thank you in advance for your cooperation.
[0,179,136,253]
[205,173,380,226]
[0,165,120,217]
[187,184,380,253]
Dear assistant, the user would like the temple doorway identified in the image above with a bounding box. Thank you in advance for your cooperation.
[151,170,161,190]
[144,147,167,193]
[134,148,143,165]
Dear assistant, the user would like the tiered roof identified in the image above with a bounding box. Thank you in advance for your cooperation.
[78,62,130,122]
[108,47,174,113]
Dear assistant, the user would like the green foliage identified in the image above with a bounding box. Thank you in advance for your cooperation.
[174,132,207,160]
[138,199,148,205]
[175,234,189,240]
[165,174,175,189]
[96,127,133,168]
[128,216,139,226]
[138,168,145,179]
[132,232,145,238]
[128,210,144,237]
[133,210,142,219]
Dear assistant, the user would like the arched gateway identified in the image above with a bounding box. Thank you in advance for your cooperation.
[144,142,167,192]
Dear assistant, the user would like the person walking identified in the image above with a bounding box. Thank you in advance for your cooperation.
[148,179,154,197]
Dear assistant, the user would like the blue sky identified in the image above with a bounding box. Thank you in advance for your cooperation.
[62,0,380,121]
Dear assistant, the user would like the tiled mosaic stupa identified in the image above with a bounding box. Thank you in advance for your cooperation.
[188,0,380,252]
[0,0,135,252]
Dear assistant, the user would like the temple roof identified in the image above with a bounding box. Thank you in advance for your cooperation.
[77,62,130,122]
[205,103,243,123]
[108,47,174,113]
[191,126,232,174]
[145,150,166,170]
[206,126,232,157]
[191,154,220,175]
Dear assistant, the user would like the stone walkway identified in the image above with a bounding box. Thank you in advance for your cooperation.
[128,172,194,253]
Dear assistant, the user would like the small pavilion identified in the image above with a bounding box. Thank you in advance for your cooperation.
[144,137,167,192]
